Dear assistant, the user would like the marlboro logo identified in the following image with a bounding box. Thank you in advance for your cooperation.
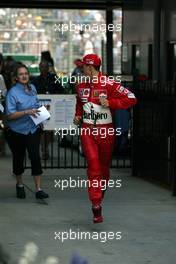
[83,107,108,121]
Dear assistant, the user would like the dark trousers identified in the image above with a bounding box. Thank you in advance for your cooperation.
[5,128,43,176]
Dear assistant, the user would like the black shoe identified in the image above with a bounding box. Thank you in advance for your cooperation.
[36,190,49,199]
[16,184,26,199]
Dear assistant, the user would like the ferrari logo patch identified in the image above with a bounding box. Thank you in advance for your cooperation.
[93,91,99,97]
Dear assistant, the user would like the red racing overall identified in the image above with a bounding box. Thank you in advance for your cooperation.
[75,72,137,205]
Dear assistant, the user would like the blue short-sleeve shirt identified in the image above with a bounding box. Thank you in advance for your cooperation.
[5,83,40,135]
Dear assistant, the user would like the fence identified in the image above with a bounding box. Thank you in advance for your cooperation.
[25,128,132,169]
[132,81,176,195]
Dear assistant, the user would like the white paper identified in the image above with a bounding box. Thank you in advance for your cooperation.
[30,106,51,126]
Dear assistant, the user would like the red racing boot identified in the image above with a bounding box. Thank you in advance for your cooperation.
[92,205,103,224]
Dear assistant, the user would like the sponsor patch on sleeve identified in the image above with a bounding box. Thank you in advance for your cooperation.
[117,86,125,93]
[127,92,135,99]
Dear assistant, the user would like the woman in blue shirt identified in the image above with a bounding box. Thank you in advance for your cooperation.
[5,64,49,200]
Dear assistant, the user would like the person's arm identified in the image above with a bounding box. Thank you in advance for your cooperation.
[106,83,137,110]
[73,86,83,125]
[5,90,40,121]
[6,109,40,120]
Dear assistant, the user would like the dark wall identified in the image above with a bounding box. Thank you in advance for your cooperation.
[122,0,176,82]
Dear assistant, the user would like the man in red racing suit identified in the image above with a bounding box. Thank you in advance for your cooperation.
[74,54,137,223]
